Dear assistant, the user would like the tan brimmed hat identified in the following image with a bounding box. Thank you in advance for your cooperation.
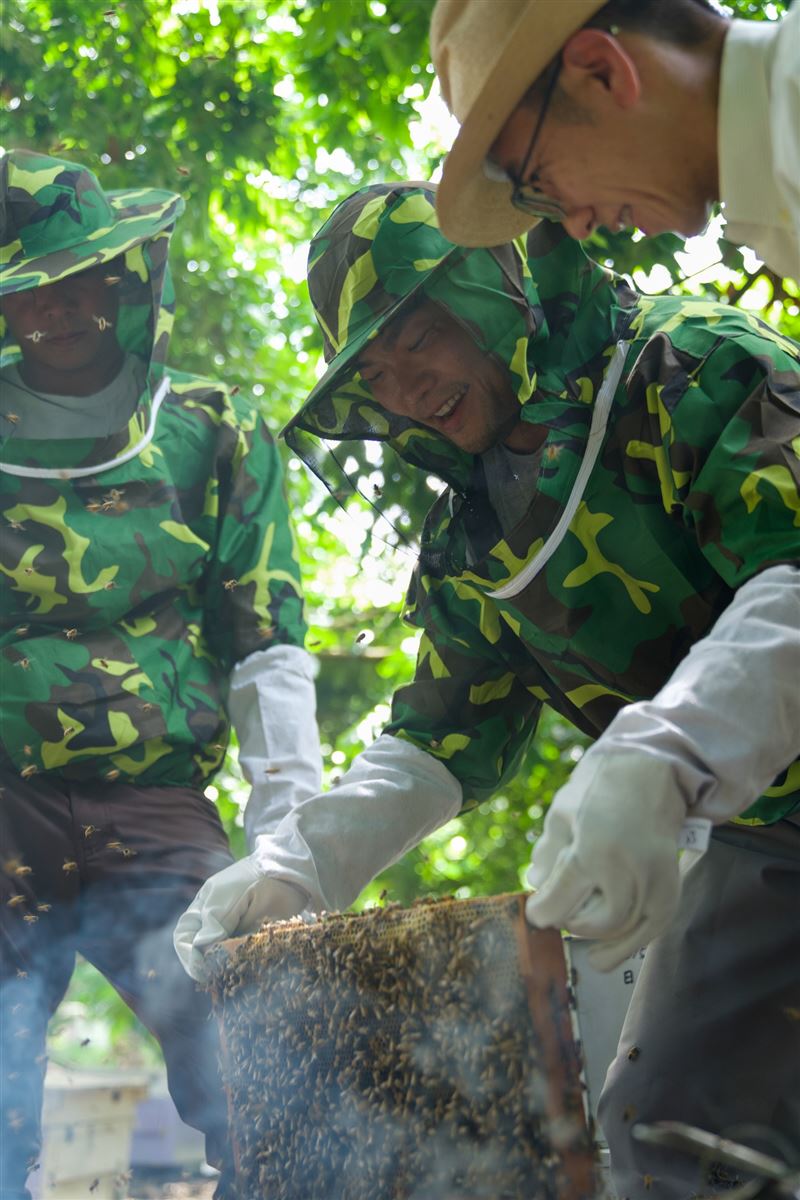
[431,0,605,247]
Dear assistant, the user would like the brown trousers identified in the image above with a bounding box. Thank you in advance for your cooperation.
[0,770,234,1200]
[599,819,800,1200]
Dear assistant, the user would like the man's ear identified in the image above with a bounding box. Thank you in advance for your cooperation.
[560,28,641,110]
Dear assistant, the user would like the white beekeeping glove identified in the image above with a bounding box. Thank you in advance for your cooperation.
[175,642,321,981]
[174,733,462,981]
[174,861,309,982]
[228,643,323,842]
[525,753,690,972]
[526,564,800,971]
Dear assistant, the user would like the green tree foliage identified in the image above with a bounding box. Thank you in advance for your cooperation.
[2,0,795,1059]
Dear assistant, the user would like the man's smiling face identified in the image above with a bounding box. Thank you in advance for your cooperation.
[356,298,524,455]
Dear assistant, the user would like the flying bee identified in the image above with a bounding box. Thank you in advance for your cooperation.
[14,864,32,877]
[63,628,78,639]
[7,895,26,908]
[15,658,31,671]
[20,765,37,779]
[15,624,29,635]
[82,825,98,838]
[23,914,38,924]
[92,315,113,331]
[37,903,51,913]
[5,411,21,421]
[222,579,238,591]
[104,768,120,781]
[62,860,78,874]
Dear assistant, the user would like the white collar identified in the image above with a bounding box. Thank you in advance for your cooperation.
[718,17,781,228]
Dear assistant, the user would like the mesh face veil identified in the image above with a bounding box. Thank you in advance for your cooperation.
[283,182,636,569]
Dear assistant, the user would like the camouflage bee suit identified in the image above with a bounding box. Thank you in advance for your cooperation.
[0,151,307,1199]
[281,184,800,1198]
[286,184,799,828]
[1,159,306,786]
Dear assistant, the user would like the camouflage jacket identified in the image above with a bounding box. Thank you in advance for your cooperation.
[285,184,800,827]
[1,152,306,787]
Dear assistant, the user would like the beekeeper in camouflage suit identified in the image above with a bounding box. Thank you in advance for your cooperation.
[0,149,321,1200]
[177,182,800,1199]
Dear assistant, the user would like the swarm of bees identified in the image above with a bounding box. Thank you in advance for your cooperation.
[207,893,597,1200]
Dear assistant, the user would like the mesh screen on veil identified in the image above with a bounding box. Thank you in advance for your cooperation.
[283,184,543,561]
[283,182,638,574]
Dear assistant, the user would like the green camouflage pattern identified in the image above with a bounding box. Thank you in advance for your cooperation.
[288,184,800,827]
[1,148,184,295]
[1,151,306,786]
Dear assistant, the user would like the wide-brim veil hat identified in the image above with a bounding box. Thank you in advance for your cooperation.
[0,148,184,294]
[430,0,604,248]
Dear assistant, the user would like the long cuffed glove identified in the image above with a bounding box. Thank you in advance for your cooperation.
[526,563,800,971]
[174,733,462,980]
[228,643,323,841]
[174,642,322,981]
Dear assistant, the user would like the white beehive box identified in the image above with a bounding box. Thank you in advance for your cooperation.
[28,1066,149,1200]
[130,1071,206,1170]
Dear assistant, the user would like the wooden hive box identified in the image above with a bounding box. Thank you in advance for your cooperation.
[207,893,599,1200]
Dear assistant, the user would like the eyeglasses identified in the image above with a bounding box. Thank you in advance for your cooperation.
[507,58,566,222]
